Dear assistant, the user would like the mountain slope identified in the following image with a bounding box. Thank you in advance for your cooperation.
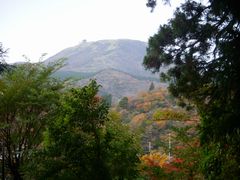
[45,39,165,101]
[46,39,157,78]
[77,69,163,102]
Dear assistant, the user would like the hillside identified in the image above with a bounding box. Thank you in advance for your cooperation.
[77,69,165,102]
[45,39,165,101]
[113,88,199,152]
[46,39,158,79]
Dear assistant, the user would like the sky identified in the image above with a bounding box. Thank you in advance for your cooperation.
[0,0,183,63]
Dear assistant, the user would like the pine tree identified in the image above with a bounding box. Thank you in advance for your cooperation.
[149,82,155,91]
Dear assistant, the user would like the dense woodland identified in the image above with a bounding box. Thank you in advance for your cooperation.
[1,0,240,179]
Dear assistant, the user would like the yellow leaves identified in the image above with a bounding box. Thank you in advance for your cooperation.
[140,151,168,168]
[153,108,188,121]
[108,110,121,122]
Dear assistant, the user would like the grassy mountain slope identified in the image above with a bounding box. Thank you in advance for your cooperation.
[46,39,158,78]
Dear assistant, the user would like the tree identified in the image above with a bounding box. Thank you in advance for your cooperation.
[102,93,112,106]
[149,81,155,91]
[144,0,240,177]
[118,97,129,109]
[144,0,240,143]
[0,43,11,73]
[0,61,63,179]
[146,0,157,12]
[0,43,7,62]
[26,81,141,180]
[104,110,141,179]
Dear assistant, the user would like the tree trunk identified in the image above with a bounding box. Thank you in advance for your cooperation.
[8,159,23,180]
[12,169,22,180]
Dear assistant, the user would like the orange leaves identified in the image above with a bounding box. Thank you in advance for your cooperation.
[135,101,152,111]
[162,159,183,173]
[128,88,167,112]
[131,113,147,126]
[140,152,190,175]
[140,151,168,168]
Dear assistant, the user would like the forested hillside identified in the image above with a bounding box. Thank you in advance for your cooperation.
[114,87,199,152]
[1,0,240,179]
[45,39,164,102]
[111,86,201,179]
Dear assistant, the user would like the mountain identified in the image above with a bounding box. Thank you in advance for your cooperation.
[45,39,164,101]
[77,69,165,103]
[46,39,158,78]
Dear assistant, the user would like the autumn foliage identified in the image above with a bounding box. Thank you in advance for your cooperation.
[140,151,168,168]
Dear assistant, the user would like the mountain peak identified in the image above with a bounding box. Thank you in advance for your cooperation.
[45,39,163,101]
[45,39,155,78]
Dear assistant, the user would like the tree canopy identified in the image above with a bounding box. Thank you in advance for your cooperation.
[0,43,10,73]
[144,0,240,177]
[118,97,129,109]
[0,61,64,179]
[144,0,240,142]
[25,81,140,180]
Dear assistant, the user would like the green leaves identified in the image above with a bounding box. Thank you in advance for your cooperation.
[144,0,240,140]
[27,81,141,179]
[0,61,64,179]
[144,0,240,178]
[118,96,129,109]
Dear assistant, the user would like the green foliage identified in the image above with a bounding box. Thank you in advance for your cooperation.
[0,43,12,73]
[52,70,97,80]
[144,0,240,177]
[0,42,7,62]
[118,96,129,109]
[0,61,64,179]
[27,80,109,180]
[200,130,240,179]
[153,108,188,121]
[144,0,240,141]
[104,110,141,179]
[26,81,141,180]
[169,126,202,179]
[102,93,112,106]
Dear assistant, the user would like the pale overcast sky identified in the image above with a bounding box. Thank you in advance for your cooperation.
[0,0,183,63]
